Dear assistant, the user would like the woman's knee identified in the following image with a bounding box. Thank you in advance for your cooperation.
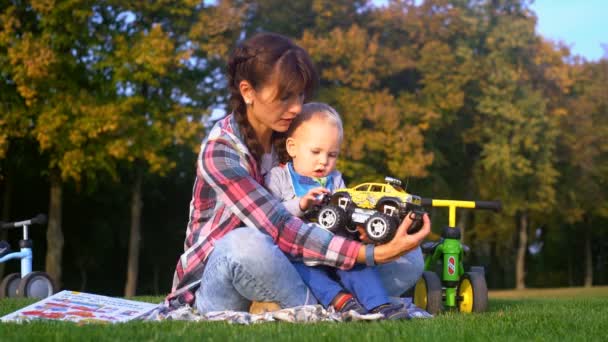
[213,227,280,271]
[377,247,425,296]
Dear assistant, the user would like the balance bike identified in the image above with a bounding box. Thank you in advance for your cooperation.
[414,199,501,314]
[0,214,56,299]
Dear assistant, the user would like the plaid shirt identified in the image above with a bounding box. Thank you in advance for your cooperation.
[168,114,361,307]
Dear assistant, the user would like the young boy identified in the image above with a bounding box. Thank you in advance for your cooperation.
[265,103,408,319]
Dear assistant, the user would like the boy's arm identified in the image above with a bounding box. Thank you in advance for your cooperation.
[265,166,305,217]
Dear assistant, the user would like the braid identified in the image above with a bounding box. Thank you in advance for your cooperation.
[273,131,289,164]
[227,45,264,163]
[234,107,264,163]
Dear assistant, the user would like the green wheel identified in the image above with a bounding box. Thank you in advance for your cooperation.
[457,271,488,313]
[414,271,443,315]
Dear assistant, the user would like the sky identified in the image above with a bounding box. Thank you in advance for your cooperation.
[531,0,607,61]
[372,0,607,61]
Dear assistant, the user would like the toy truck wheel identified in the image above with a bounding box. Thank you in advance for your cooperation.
[364,212,398,244]
[414,271,443,315]
[457,272,488,313]
[0,273,21,298]
[376,201,399,217]
[317,204,347,233]
[17,272,56,299]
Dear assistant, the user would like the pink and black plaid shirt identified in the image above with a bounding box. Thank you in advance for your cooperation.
[167,115,361,307]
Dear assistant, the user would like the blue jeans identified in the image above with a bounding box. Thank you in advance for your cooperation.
[292,262,390,311]
[195,227,424,314]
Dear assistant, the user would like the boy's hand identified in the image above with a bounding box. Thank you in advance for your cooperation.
[299,187,330,211]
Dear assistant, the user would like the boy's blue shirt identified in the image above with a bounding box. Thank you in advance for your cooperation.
[287,162,336,197]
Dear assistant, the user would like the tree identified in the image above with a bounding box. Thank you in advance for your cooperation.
[1,1,127,287]
[557,59,608,287]
[463,1,570,289]
[95,0,244,296]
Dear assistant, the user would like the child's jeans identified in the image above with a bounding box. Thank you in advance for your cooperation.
[195,226,424,314]
[292,262,390,311]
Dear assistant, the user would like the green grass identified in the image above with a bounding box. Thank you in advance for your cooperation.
[1,288,607,341]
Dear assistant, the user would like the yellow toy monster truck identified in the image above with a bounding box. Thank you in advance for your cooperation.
[315,177,424,244]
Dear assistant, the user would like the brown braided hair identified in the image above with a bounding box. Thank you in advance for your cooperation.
[226,33,318,164]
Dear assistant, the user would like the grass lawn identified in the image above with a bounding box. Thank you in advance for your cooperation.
[1,287,607,341]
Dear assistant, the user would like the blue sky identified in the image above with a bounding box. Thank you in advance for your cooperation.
[531,0,607,61]
[372,0,607,61]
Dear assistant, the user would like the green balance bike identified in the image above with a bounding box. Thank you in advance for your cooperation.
[413,198,501,314]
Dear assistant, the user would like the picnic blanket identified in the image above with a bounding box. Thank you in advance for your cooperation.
[144,298,432,325]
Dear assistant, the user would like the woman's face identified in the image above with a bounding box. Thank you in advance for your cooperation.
[243,79,304,134]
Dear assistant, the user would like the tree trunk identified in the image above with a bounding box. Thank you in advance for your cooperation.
[584,216,593,287]
[79,264,87,292]
[45,173,64,288]
[0,175,12,279]
[457,210,469,244]
[124,169,143,297]
[515,210,528,289]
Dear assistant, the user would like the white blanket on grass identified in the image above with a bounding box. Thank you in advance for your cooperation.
[144,298,432,325]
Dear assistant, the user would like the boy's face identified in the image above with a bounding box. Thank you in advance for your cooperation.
[287,116,341,178]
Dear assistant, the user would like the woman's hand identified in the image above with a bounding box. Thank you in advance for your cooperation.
[299,187,330,211]
[357,212,431,265]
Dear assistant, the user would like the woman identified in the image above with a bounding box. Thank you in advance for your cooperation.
[168,32,430,314]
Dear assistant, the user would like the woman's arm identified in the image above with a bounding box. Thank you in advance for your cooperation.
[200,138,361,269]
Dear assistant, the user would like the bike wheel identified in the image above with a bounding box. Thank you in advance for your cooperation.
[0,273,21,298]
[414,271,443,315]
[17,272,56,299]
[457,271,488,313]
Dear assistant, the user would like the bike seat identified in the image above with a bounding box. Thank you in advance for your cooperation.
[421,240,443,254]
[0,240,11,257]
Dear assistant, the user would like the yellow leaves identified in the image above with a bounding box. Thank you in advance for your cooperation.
[0,7,20,45]
[59,149,87,183]
[300,25,381,89]
[115,24,176,85]
[107,139,130,160]
[327,88,433,180]
[7,33,56,105]
[31,0,55,14]
[134,24,174,83]
[190,1,246,58]
[0,124,7,160]
[144,151,175,176]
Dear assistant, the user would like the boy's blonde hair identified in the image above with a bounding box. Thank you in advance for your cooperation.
[286,102,343,141]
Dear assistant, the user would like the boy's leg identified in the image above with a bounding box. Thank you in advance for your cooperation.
[374,247,425,297]
[195,227,317,314]
[336,265,390,311]
[292,262,344,308]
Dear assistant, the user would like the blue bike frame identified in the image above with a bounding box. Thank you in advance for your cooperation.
[0,224,33,278]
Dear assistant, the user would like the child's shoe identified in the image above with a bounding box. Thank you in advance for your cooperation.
[339,296,368,315]
[370,303,411,320]
[332,293,368,315]
[0,240,10,257]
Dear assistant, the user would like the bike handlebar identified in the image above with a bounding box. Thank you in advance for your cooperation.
[474,200,502,211]
[0,214,47,229]
[421,198,501,212]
